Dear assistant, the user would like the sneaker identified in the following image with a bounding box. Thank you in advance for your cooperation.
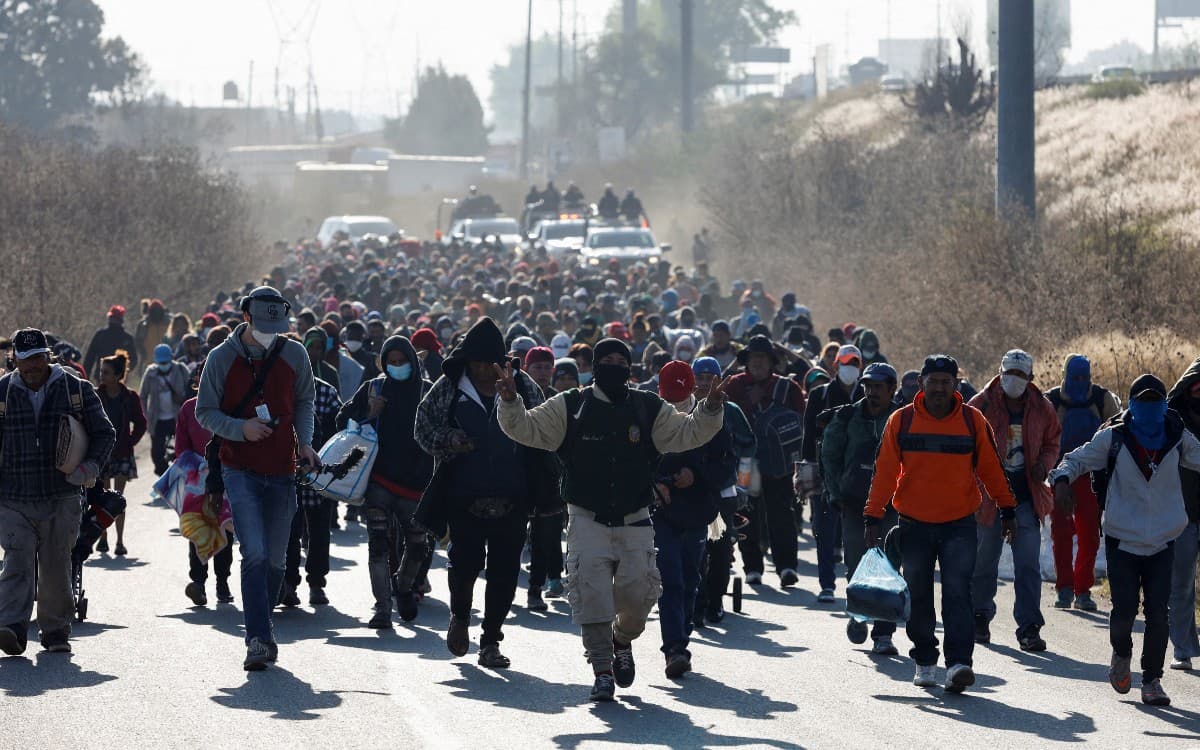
[544,578,565,598]
[944,664,975,694]
[527,587,549,612]
[704,605,726,624]
[1141,678,1171,706]
[1109,653,1132,694]
[1074,592,1098,612]
[279,588,301,608]
[1053,588,1073,609]
[1170,657,1193,671]
[266,641,279,663]
[215,580,234,604]
[113,542,127,557]
[446,614,470,657]
[96,537,109,554]
[367,607,393,629]
[913,664,938,687]
[745,571,763,585]
[779,568,799,587]
[309,587,329,606]
[590,672,616,702]
[872,636,899,656]
[613,639,636,688]
[1017,625,1047,652]
[243,637,270,671]
[974,614,991,644]
[0,625,27,656]
[397,591,420,623]
[664,651,692,678]
[41,631,71,653]
[185,581,208,607]
[846,618,869,645]
[477,643,511,669]
[817,589,835,603]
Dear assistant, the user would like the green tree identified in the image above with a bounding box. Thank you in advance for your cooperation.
[384,65,489,156]
[0,0,144,132]
[488,34,562,142]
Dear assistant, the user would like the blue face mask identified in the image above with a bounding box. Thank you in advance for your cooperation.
[1128,399,1168,450]
[1063,356,1092,403]
[325,337,334,353]
[579,371,594,386]
[387,363,413,381]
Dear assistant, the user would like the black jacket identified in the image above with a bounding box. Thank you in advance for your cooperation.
[1168,357,1200,522]
[83,324,138,379]
[336,336,432,493]
[655,415,734,532]
[802,380,862,463]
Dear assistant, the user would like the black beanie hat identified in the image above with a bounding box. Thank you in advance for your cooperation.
[593,337,632,365]
[921,354,959,378]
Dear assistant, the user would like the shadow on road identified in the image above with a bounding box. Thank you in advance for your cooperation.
[211,666,387,720]
[653,672,798,719]
[0,652,117,696]
[70,620,128,639]
[159,607,245,639]
[86,556,149,570]
[1131,701,1200,740]
[327,624,452,660]
[873,693,1096,741]
[986,642,1102,683]
[552,695,806,749]
[439,662,586,714]
[695,613,809,659]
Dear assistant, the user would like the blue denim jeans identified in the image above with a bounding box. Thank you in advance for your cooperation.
[899,514,977,668]
[973,502,1045,634]
[222,468,296,645]
[654,522,707,656]
[1169,521,1200,660]
[813,495,842,592]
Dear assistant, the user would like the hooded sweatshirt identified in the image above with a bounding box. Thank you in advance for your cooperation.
[196,322,315,476]
[337,335,433,496]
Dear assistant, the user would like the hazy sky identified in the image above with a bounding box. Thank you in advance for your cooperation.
[97,0,1180,120]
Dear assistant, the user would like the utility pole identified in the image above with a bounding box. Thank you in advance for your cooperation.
[681,0,694,134]
[520,0,533,180]
[557,0,565,137]
[996,0,1035,220]
[245,60,253,145]
[1154,0,1161,70]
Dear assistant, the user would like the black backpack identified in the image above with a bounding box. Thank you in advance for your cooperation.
[752,377,805,479]
[1090,411,1185,510]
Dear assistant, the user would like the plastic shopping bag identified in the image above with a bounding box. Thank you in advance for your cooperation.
[845,547,911,623]
[314,420,378,504]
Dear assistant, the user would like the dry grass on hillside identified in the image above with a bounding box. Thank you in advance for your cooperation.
[1038,329,1199,398]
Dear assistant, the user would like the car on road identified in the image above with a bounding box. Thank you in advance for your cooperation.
[529,219,587,260]
[880,74,908,94]
[445,216,524,247]
[1094,65,1137,83]
[316,215,400,248]
[580,225,670,267]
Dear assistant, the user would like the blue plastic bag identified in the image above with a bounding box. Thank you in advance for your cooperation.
[846,547,910,623]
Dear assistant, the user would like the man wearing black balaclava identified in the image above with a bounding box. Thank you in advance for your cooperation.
[496,337,727,703]
[414,318,560,671]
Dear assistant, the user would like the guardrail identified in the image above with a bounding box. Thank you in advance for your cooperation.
[1042,67,1200,89]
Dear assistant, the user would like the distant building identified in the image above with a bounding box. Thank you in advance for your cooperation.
[987,0,1071,77]
[848,57,889,86]
[878,38,945,80]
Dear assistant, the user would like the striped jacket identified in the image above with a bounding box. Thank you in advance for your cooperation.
[0,366,116,503]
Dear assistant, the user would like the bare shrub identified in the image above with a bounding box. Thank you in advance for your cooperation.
[0,126,259,345]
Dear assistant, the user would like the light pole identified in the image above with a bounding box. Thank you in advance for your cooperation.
[520,0,533,180]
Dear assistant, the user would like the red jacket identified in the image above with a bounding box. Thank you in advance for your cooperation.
[969,377,1062,524]
[724,372,806,430]
[174,398,212,456]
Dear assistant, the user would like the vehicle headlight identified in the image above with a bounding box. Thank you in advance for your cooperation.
[588,257,600,266]
[649,256,660,264]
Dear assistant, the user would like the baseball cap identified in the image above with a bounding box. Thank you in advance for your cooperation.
[1129,373,1167,402]
[692,357,722,377]
[921,354,959,378]
[659,360,696,404]
[107,305,126,319]
[154,344,173,364]
[244,286,291,334]
[1001,349,1034,377]
[861,362,899,384]
[836,345,863,366]
[510,336,538,356]
[12,328,50,360]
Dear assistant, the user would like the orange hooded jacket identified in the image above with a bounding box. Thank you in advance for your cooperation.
[865,391,1017,524]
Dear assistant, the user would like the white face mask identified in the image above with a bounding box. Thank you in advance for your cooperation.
[251,330,277,350]
[838,366,860,386]
[344,340,363,353]
[1001,374,1028,399]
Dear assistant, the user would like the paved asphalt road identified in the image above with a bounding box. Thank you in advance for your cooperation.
[2,458,1199,749]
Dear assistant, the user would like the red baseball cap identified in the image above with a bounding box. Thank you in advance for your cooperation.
[658,360,696,404]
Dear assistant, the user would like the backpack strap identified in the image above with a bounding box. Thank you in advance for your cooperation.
[897,406,915,462]
[1106,425,1125,479]
[69,373,84,417]
[896,404,978,467]
[1046,387,1063,410]
[963,406,978,469]
[771,377,790,409]
[1089,385,1107,414]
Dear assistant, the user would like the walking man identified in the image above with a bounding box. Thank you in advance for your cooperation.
[197,287,317,671]
[497,337,725,702]
[866,355,1016,694]
[0,329,115,655]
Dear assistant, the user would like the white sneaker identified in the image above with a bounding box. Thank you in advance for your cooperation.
[1169,657,1193,671]
[913,664,937,687]
[944,663,975,694]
